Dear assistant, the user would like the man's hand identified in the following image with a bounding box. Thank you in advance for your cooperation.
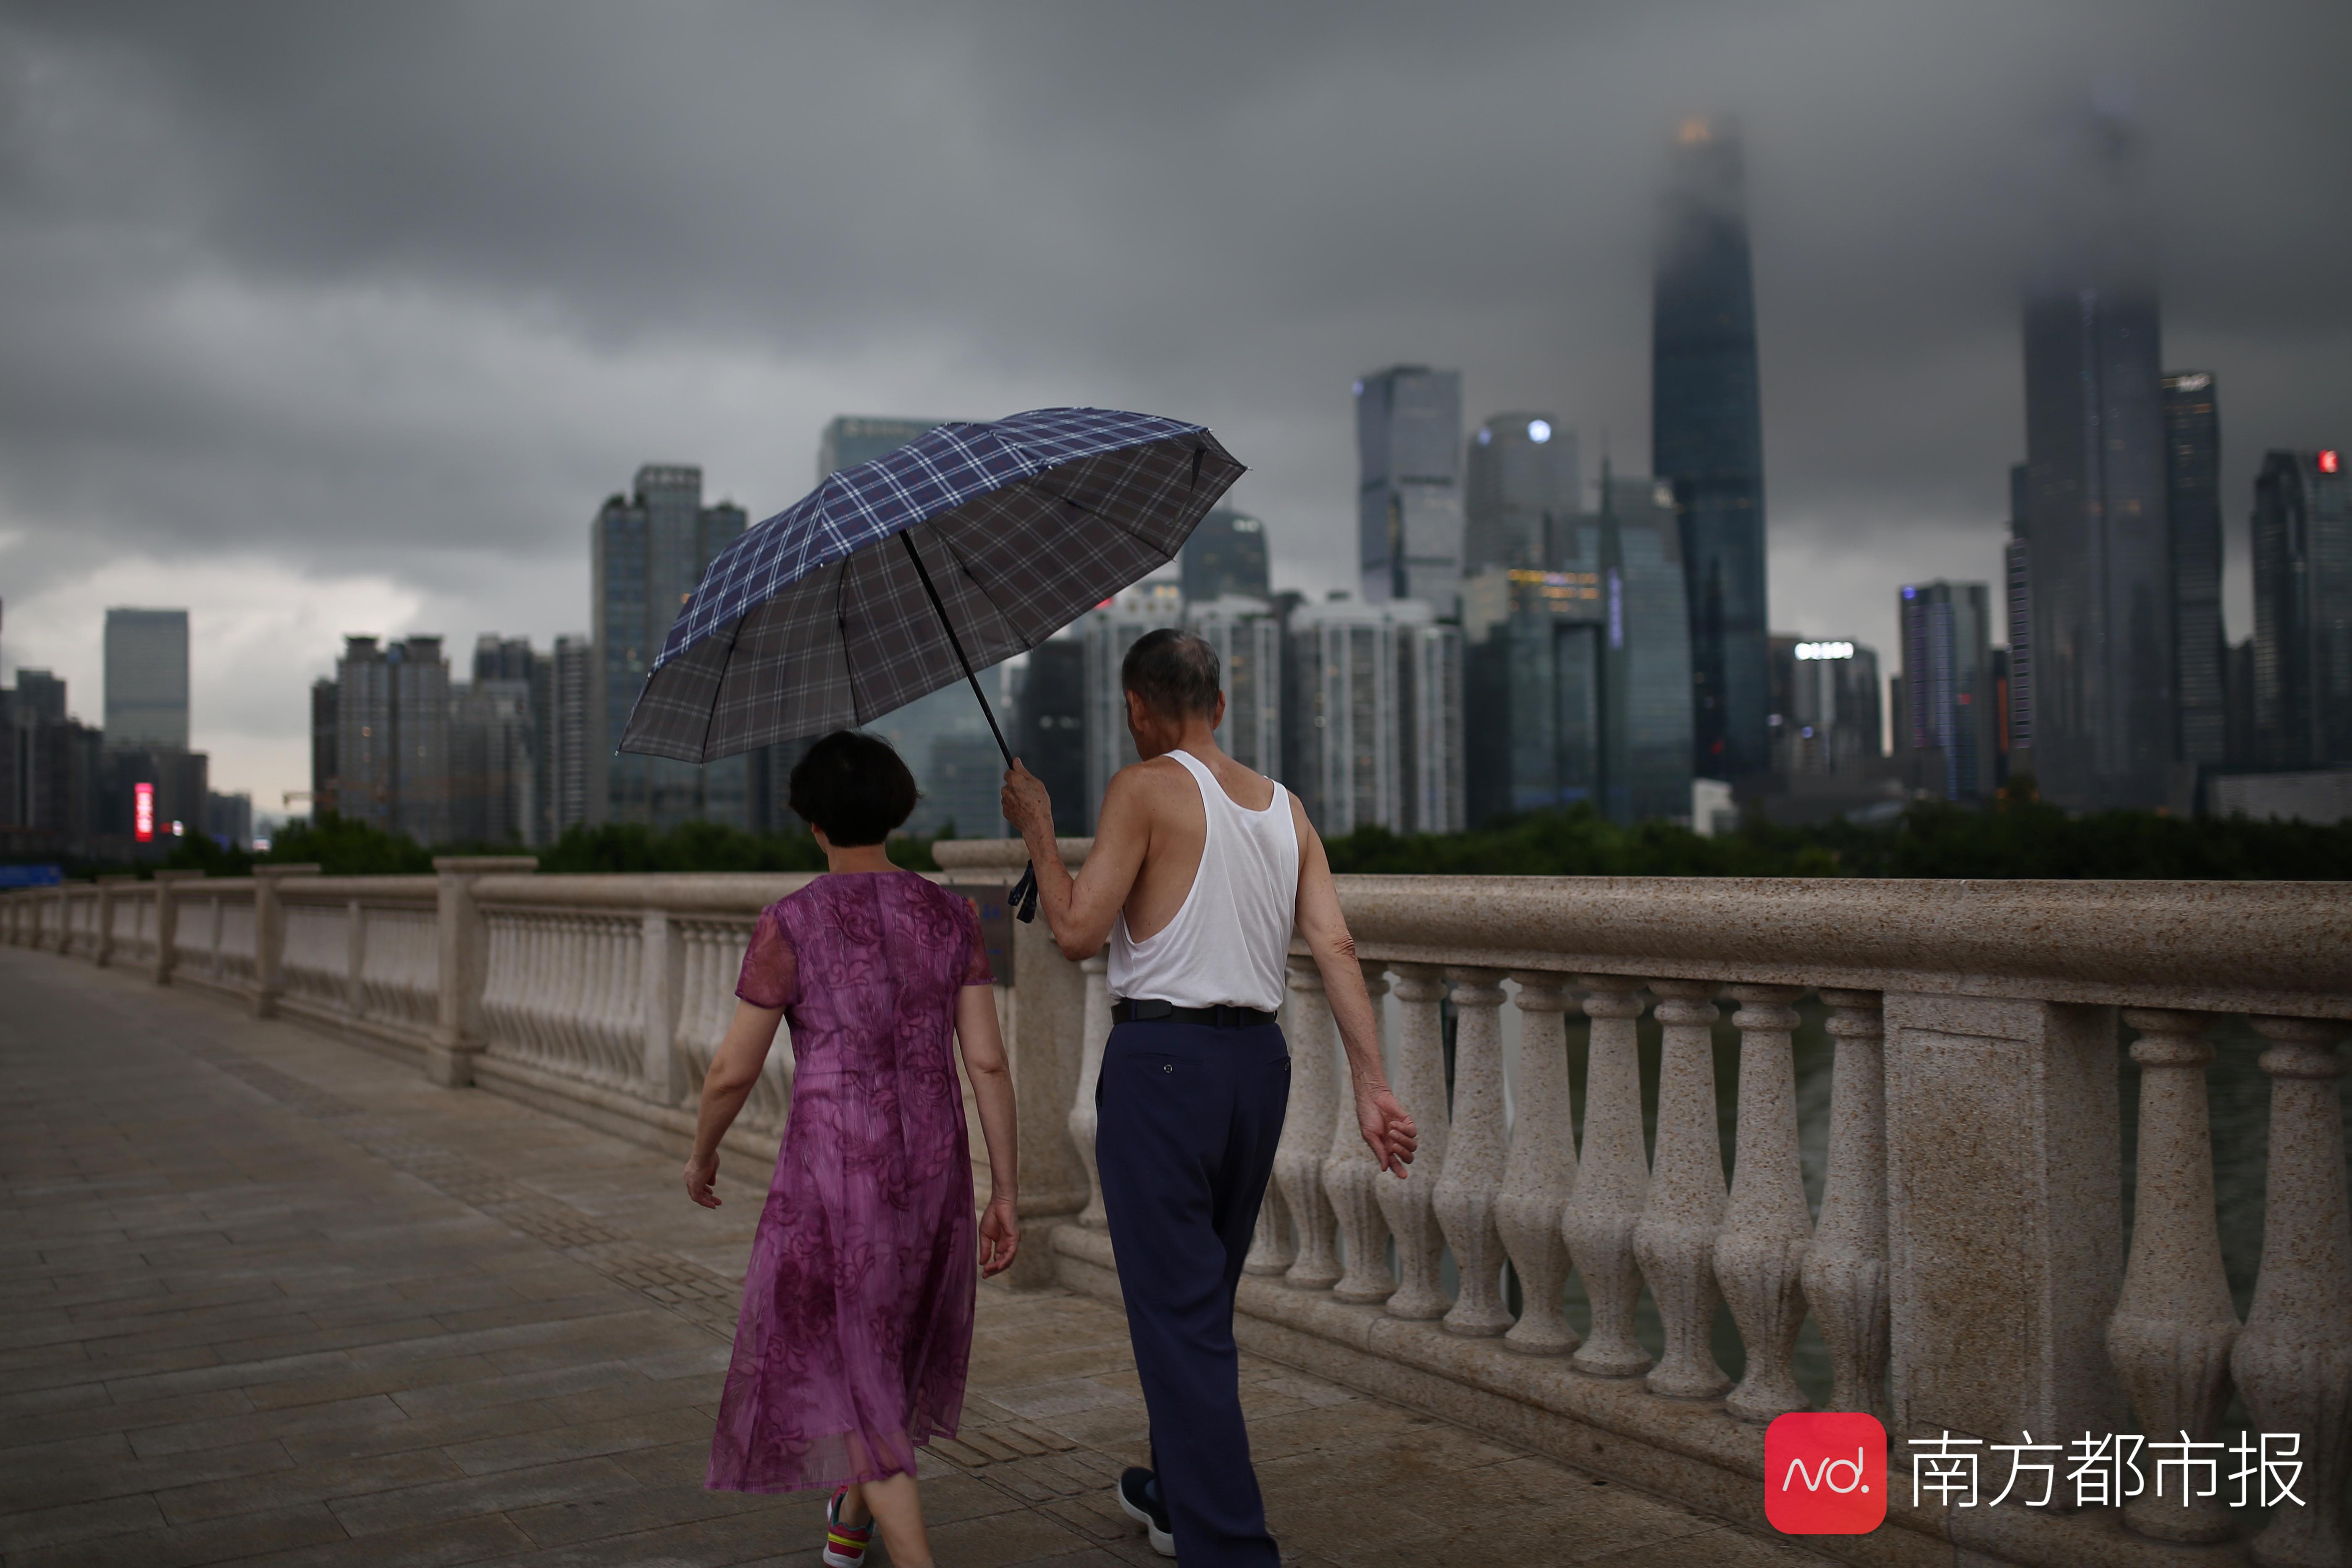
[1354,1080,1418,1177]
[683,1152,721,1208]
[979,1192,1021,1277]
[1001,760,1053,843]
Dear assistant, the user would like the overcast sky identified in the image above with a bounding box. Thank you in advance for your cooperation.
[3,0,2347,809]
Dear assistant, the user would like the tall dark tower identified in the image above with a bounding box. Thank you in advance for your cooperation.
[2015,96,2175,810]
[1652,116,1768,783]
[2163,372,2226,769]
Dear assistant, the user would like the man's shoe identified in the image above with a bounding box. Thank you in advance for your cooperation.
[1117,1467,1176,1557]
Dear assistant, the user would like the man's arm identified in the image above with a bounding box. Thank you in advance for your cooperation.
[1292,796,1418,1176]
[1002,759,1152,962]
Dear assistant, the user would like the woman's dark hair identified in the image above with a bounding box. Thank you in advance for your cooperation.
[1121,628,1221,720]
[788,730,919,846]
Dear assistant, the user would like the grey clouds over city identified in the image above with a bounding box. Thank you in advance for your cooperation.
[2,0,2348,803]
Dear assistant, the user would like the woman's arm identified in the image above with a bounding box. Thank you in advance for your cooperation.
[682,999,786,1208]
[954,982,1022,1276]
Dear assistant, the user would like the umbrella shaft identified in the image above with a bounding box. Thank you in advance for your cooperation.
[898,532,1015,769]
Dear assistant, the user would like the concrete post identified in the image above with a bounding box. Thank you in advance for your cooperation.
[1882,993,2125,1450]
[150,870,206,985]
[428,855,537,1087]
[250,865,320,1017]
[639,907,689,1104]
[995,853,1093,1290]
[94,875,139,967]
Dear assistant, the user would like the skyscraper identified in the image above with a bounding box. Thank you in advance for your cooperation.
[1652,117,1769,784]
[2164,372,2227,768]
[1011,638,1087,837]
[2019,274,2173,809]
[309,678,339,817]
[1897,581,1997,803]
[2003,462,2035,771]
[1462,475,1691,826]
[546,635,594,838]
[449,678,537,846]
[1767,637,1882,779]
[1464,414,1580,576]
[819,416,948,484]
[2250,449,2352,769]
[590,465,752,830]
[1184,596,1283,777]
[333,635,451,844]
[1179,509,1271,603]
[103,608,190,751]
[1355,367,1465,612]
[1286,596,1462,836]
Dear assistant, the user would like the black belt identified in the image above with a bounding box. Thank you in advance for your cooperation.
[1111,998,1277,1029]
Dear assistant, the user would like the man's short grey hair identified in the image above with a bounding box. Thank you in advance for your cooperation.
[1121,628,1221,720]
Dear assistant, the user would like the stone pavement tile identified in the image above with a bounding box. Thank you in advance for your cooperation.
[924,1502,1101,1567]
[0,1435,295,1515]
[277,1397,583,1466]
[1585,1523,1819,1565]
[130,1393,410,1458]
[501,1476,785,1548]
[326,1454,640,1536]
[625,1343,734,1382]
[488,1503,822,1568]
[3,1503,349,1568]
[0,1494,170,1556]
[155,1446,465,1526]
[440,1406,713,1477]
[242,1353,509,1412]
[0,1386,255,1452]
[215,1513,531,1568]
[388,1359,650,1419]
[980,1376,1132,1421]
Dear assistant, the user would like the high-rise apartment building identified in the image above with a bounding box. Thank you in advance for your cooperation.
[103,608,190,751]
[1286,597,1462,836]
[1464,414,1580,577]
[1898,581,1998,803]
[309,678,339,817]
[818,416,947,485]
[2003,462,2035,772]
[1080,586,1184,831]
[333,635,452,844]
[1179,510,1271,604]
[1653,117,1769,784]
[1185,596,1284,777]
[2019,276,2173,809]
[590,465,753,830]
[2163,372,2227,768]
[1768,636,1883,779]
[450,678,538,846]
[2250,449,2352,769]
[546,635,594,838]
[1011,638,1087,837]
[1355,367,1465,612]
[1462,475,1692,826]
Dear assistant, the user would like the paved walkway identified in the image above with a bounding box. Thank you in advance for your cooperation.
[0,948,1811,1568]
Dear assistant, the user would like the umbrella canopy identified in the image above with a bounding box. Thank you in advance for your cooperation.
[619,407,1245,764]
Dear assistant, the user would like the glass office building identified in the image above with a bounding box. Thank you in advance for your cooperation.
[1463,476,1692,826]
[1355,366,1465,613]
[2251,449,2352,769]
[102,607,190,751]
[1179,509,1271,603]
[1464,414,1580,576]
[1652,118,1769,784]
[2163,372,2227,768]
[1897,580,1998,803]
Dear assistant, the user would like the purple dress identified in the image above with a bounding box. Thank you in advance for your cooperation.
[706,871,993,1494]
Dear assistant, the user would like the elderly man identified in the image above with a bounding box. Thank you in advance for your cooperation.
[1002,627,1415,1565]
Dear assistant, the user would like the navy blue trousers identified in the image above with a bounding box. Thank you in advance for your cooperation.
[1095,1019,1289,1567]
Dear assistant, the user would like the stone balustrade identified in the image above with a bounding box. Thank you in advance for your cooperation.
[8,851,2348,1568]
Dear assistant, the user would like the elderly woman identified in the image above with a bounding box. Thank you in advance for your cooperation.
[684,730,1019,1568]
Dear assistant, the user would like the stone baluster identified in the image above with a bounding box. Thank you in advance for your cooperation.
[1496,973,1579,1355]
[344,898,365,1018]
[1431,969,1512,1335]
[1715,985,1813,1422]
[638,909,689,1104]
[1803,990,1889,1422]
[2233,1016,2351,1568]
[1325,960,1396,1303]
[1246,964,1304,1278]
[1069,954,1113,1230]
[1376,964,1454,1320]
[150,870,204,985]
[1634,980,1731,1400]
[1565,977,1654,1377]
[1275,958,1343,1290]
[2107,1009,2239,1544]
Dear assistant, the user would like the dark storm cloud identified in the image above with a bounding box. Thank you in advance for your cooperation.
[3,0,2349,770]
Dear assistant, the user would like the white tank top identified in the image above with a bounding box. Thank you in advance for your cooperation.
[1108,749,1300,1014]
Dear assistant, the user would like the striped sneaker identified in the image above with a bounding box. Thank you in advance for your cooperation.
[822,1488,873,1567]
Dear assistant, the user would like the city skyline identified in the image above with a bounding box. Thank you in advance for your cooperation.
[2,5,2346,812]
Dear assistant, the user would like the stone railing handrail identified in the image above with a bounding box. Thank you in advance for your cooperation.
[8,846,2348,1568]
[934,838,2352,1016]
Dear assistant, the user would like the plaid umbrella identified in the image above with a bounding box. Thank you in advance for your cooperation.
[617,406,1245,912]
